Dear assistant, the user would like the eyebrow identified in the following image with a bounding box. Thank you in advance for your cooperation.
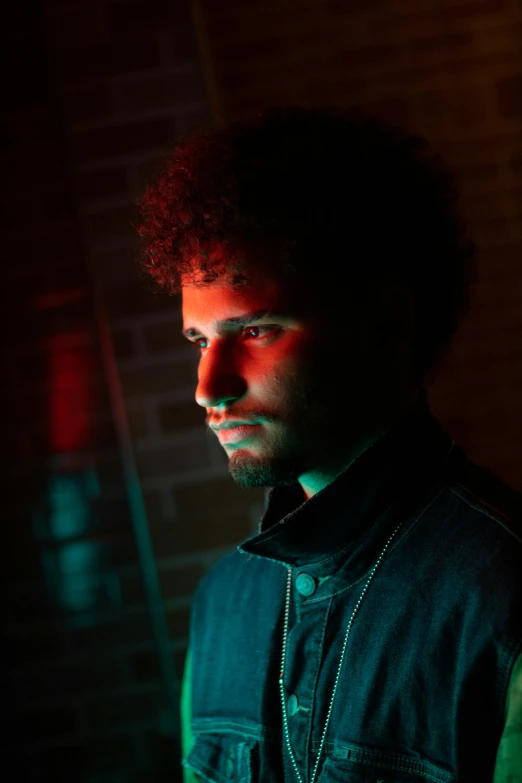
[182,309,289,339]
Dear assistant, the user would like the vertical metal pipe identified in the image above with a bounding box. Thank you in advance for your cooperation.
[90,270,179,736]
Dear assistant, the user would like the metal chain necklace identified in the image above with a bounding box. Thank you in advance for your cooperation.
[278,518,403,783]
[278,440,455,783]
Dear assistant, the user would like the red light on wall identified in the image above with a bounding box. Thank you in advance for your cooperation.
[33,286,88,312]
[47,337,94,454]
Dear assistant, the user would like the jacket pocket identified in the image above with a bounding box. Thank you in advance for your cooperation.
[182,734,257,783]
[320,754,453,783]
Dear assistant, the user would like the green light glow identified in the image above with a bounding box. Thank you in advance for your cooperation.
[38,471,107,616]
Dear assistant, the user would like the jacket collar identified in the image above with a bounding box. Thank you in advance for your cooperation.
[237,390,455,570]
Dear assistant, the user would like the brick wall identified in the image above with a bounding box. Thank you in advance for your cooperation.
[2,0,267,780]
[193,0,522,492]
[3,0,521,780]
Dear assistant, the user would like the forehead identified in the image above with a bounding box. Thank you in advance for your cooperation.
[181,269,305,326]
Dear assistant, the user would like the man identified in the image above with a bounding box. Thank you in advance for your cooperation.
[136,106,522,782]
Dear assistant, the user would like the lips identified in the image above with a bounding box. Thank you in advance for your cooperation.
[211,420,259,431]
[216,423,262,444]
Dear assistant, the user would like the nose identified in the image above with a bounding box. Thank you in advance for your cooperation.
[194,349,246,409]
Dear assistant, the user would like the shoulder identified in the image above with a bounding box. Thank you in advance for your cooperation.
[446,444,522,548]
[192,546,253,606]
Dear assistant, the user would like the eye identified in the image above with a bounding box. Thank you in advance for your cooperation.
[190,325,279,351]
[243,325,278,341]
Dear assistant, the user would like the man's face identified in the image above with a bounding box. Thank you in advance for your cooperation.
[181,265,415,497]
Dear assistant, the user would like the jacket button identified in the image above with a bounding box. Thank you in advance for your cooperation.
[287,694,299,716]
[225,756,234,778]
[296,573,316,597]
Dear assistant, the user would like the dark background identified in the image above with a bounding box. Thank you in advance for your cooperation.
[2,0,521,780]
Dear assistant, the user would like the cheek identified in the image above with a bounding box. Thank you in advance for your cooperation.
[277,357,323,403]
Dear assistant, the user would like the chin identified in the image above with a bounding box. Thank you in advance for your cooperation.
[227,451,303,490]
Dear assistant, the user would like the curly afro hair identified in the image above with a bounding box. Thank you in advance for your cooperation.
[135,104,476,383]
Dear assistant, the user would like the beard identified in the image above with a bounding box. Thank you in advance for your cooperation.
[227,450,303,489]
[225,352,330,489]
[224,368,389,492]
[225,366,357,490]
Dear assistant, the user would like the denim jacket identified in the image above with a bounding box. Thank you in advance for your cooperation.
[182,394,522,782]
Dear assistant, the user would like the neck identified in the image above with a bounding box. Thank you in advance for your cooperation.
[298,386,425,501]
